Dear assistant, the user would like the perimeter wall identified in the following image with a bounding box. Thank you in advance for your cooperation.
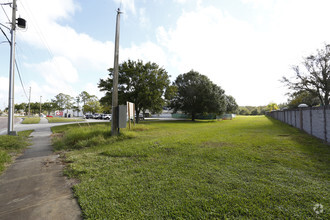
[267,106,330,143]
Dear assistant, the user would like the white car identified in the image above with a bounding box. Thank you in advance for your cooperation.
[103,114,112,120]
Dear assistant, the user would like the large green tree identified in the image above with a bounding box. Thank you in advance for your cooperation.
[282,44,330,106]
[52,93,74,116]
[225,95,238,114]
[98,59,171,123]
[42,102,58,115]
[287,90,320,109]
[170,70,226,121]
[83,97,101,114]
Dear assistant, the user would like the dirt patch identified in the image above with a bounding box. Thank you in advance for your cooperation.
[51,133,64,138]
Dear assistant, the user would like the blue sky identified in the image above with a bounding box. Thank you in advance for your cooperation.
[1,0,330,111]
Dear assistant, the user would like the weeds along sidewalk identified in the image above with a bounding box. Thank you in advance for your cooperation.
[0,118,81,220]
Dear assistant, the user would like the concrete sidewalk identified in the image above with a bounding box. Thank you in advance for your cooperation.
[0,118,81,219]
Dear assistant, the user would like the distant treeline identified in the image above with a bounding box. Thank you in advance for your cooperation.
[238,106,267,115]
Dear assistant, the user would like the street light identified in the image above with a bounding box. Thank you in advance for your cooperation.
[3,0,27,135]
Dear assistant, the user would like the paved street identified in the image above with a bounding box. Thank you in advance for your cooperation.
[0,117,102,135]
[0,117,22,134]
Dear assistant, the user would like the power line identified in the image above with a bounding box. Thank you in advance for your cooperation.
[19,1,66,78]
[0,25,10,42]
[19,1,56,61]
[1,4,10,23]
[15,58,29,100]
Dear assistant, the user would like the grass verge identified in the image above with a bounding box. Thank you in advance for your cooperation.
[0,130,33,174]
[47,117,84,123]
[21,117,40,124]
[52,116,329,219]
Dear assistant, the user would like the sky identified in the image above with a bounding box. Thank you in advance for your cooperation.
[1,0,330,111]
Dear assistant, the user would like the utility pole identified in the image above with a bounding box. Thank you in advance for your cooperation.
[7,0,17,135]
[28,87,31,117]
[111,8,122,136]
[39,96,42,116]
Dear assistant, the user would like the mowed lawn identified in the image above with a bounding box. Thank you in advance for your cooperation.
[52,116,329,219]
[21,117,40,124]
[46,117,84,123]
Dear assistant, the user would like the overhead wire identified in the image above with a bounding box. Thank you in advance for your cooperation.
[1,4,10,23]
[0,25,10,42]
[15,58,29,100]
[19,0,66,79]
[1,1,29,102]
[19,1,56,62]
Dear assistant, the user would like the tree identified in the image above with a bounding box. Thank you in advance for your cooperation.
[287,90,320,109]
[52,93,74,117]
[83,97,101,114]
[170,70,226,121]
[78,91,91,114]
[30,102,39,115]
[225,95,238,114]
[238,107,250,115]
[42,102,58,115]
[266,102,279,112]
[15,103,27,114]
[98,59,171,123]
[282,44,330,106]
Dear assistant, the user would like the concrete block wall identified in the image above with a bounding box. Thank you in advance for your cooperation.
[267,106,329,143]
[312,108,324,140]
[302,109,311,134]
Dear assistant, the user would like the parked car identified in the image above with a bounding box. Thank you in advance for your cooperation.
[102,114,112,120]
[93,113,102,119]
[137,113,144,120]
[84,114,93,119]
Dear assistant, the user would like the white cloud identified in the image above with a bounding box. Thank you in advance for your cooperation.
[241,0,275,9]
[17,1,114,71]
[156,1,330,106]
[139,8,150,28]
[0,77,9,110]
[121,41,168,67]
[85,82,105,99]
[173,0,187,4]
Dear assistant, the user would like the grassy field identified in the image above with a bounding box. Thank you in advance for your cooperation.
[21,117,40,124]
[52,116,329,219]
[0,130,33,174]
[47,117,84,123]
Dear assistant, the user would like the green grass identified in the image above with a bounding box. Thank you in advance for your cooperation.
[21,117,40,124]
[52,116,329,219]
[0,130,33,174]
[47,117,84,123]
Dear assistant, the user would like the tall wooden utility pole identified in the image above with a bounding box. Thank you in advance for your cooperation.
[28,87,31,117]
[111,8,122,136]
[7,0,17,135]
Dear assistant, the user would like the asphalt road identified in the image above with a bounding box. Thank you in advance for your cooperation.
[0,117,22,134]
[0,118,107,135]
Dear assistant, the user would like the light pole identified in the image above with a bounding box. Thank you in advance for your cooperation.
[5,0,26,135]
[40,96,42,116]
[7,0,17,135]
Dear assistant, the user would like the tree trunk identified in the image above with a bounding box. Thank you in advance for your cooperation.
[325,93,329,106]
[136,110,140,123]
[191,112,195,121]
